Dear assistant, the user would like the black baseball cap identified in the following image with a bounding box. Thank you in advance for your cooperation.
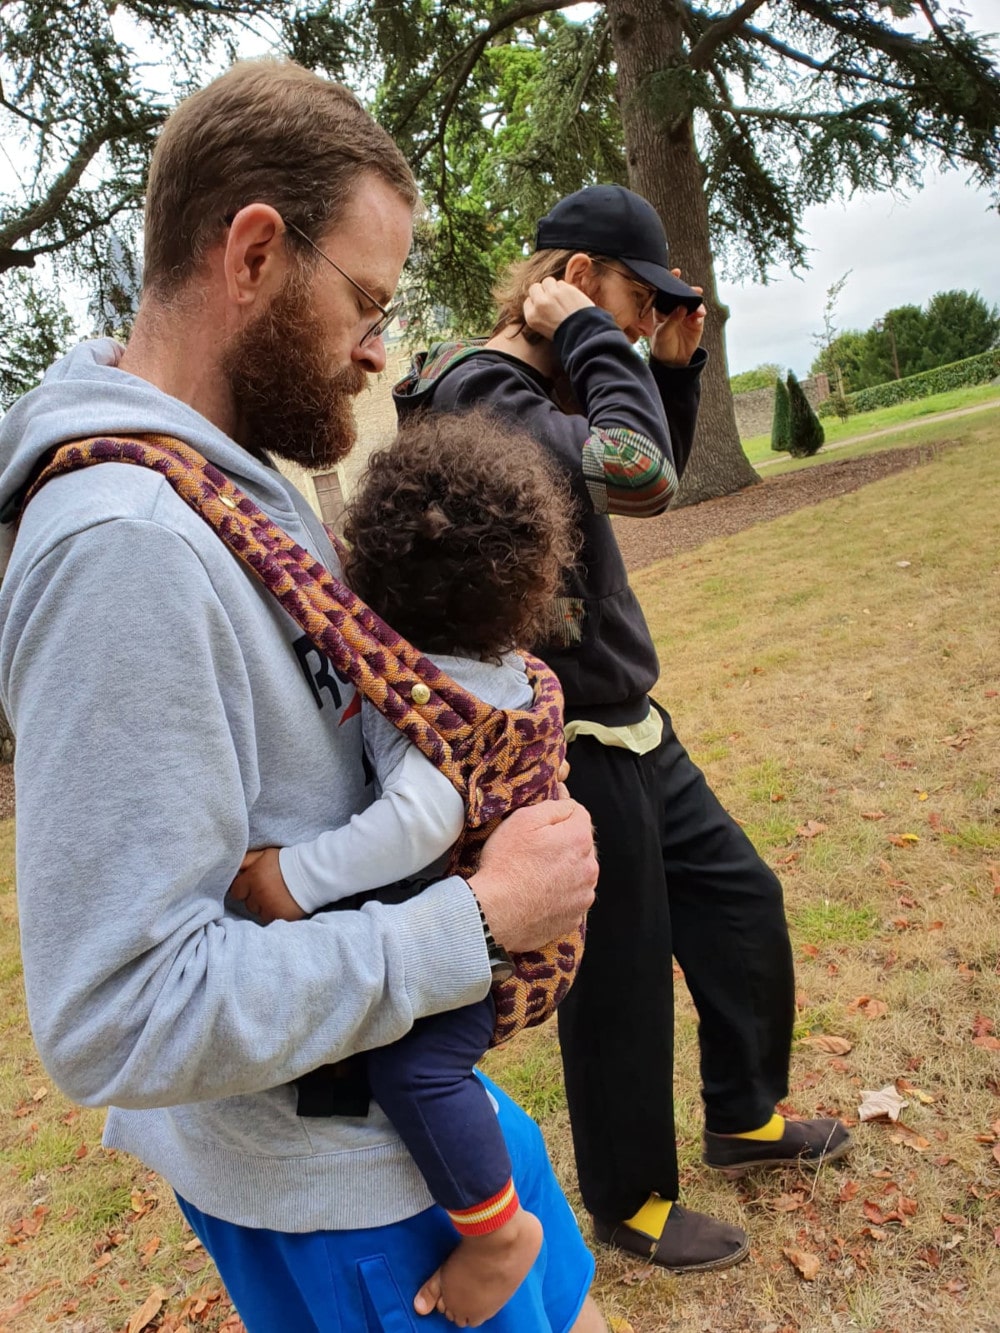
[535,184,702,314]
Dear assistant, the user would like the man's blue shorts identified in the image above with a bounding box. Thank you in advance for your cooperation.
[176,1075,595,1333]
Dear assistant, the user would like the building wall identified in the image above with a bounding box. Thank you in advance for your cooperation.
[275,343,413,523]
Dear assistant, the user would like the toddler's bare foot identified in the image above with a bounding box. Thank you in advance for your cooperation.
[413,1206,543,1326]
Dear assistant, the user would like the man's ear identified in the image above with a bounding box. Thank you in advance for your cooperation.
[564,252,598,297]
[223,204,289,307]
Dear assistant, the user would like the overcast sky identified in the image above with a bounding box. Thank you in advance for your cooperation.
[711,0,1000,377]
[718,166,1000,378]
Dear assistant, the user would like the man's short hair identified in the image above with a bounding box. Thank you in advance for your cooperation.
[143,59,419,295]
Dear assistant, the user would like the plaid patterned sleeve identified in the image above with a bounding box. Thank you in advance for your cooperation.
[581,425,679,517]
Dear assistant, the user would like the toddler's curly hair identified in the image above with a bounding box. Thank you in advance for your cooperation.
[342,410,580,657]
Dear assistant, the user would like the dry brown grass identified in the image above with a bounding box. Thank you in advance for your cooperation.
[1,428,998,1332]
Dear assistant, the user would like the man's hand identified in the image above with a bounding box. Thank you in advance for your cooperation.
[230,848,306,923]
[469,800,598,953]
[523,277,595,341]
[650,269,705,367]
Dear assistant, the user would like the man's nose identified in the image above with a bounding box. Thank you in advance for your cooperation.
[636,307,656,339]
[353,332,386,375]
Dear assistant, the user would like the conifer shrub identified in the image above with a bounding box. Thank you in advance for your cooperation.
[787,371,825,457]
[770,376,791,452]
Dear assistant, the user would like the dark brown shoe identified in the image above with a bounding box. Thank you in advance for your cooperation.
[592,1203,750,1273]
[703,1116,853,1179]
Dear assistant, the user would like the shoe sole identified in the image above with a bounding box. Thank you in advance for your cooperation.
[593,1222,752,1275]
[704,1131,854,1180]
[650,1235,752,1274]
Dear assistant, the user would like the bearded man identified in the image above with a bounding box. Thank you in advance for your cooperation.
[0,61,603,1333]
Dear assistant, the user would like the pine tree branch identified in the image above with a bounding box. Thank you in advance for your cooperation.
[914,0,994,80]
[0,92,50,131]
[793,1,931,62]
[738,24,918,94]
[0,194,140,274]
[404,0,578,163]
[0,113,160,255]
[687,0,770,70]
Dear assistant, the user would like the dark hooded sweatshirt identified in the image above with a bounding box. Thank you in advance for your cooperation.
[393,306,705,727]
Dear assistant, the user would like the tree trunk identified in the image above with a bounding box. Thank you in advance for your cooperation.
[0,702,13,764]
[607,0,760,507]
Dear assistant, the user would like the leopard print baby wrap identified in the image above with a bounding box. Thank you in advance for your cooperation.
[26,434,584,1046]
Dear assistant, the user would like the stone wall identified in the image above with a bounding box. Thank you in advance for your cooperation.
[733,373,830,440]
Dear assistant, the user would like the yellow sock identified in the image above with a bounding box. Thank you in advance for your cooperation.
[732,1112,785,1141]
[624,1194,673,1238]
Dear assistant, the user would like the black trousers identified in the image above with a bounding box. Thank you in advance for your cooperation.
[557,700,795,1222]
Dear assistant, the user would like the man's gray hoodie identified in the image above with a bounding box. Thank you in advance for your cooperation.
[0,339,492,1231]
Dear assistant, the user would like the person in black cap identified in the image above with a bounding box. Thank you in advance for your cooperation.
[393,183,851,1273]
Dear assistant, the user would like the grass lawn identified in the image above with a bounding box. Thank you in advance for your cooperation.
[2,426,999,1331]
[741,381,1000,464]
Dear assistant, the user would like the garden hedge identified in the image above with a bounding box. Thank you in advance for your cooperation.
[818,347,1000,417]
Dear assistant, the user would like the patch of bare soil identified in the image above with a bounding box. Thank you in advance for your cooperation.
[0,764,13,820]
[615,441,955,572]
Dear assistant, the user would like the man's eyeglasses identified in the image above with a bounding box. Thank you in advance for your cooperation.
[283,219,402,346]
[591,259,657,322]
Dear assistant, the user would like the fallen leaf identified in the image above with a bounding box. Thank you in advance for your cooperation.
[797,820,827,839]
[940,731,973,750]
[772,1192,806,1212]
[0,1282,58,1323]
[848,996,889,1020]
[783,1247,821,1280]
[127,1286,167,1333]
[890,1125,930,1152]
[837,1180,859,1203]
[895,1078,935,1105]
[31,1086,48,1102]
[859,1086,908,1122]
[619,1264,656,1286]
[887,832,920,847]
[993,1143,1000,1169]
[138,1236,161,1267]
[861,810,887,821]
[803,1035,853,1056]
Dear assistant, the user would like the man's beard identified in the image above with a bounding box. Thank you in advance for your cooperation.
[221,269,367,469]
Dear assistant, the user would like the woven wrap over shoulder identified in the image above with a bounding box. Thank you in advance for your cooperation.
[24,433,584,1046]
